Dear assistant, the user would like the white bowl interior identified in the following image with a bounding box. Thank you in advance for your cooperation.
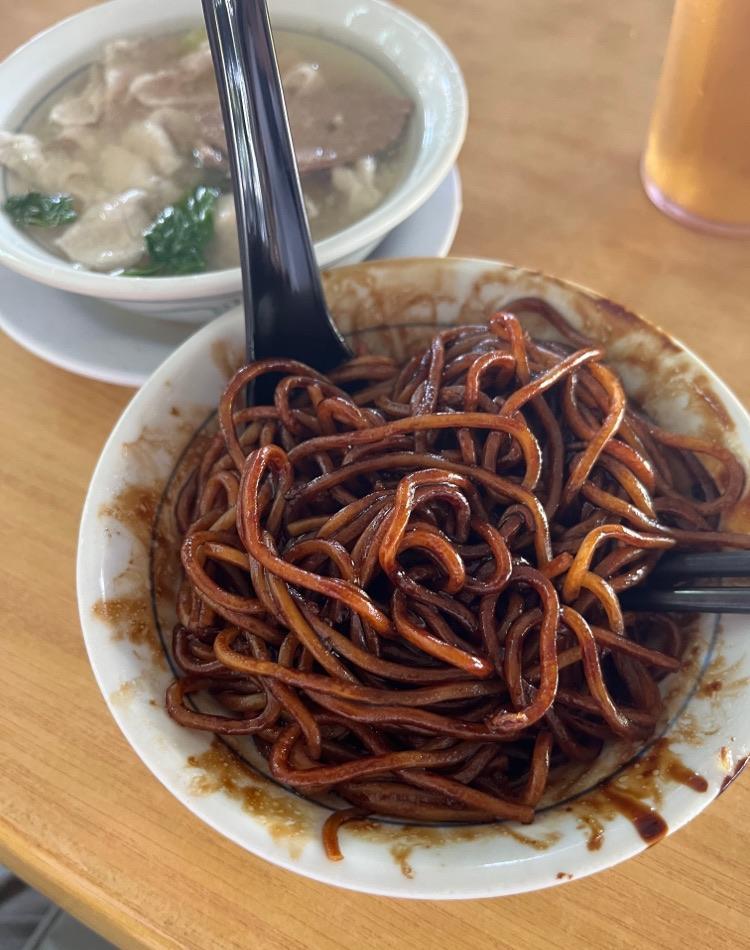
[77,258,750,898]
[0,0,467,309]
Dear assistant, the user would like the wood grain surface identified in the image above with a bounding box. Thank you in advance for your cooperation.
[1,2,749,948]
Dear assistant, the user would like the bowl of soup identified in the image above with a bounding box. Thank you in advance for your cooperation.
[0,0,467,322]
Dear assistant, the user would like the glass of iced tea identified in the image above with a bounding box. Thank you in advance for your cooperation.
[642,0,750,236]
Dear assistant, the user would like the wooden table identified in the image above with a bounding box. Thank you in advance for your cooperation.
[2,2,749,948]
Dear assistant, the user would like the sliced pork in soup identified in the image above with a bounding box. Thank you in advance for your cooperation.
[1,29,415,275]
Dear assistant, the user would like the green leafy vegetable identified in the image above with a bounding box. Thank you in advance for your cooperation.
[125,185,220,277]
[4,192,77,228]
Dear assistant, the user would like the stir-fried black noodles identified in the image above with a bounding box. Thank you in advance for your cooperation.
[166,301,749,856]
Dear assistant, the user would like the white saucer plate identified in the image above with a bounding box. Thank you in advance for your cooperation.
[0,168,461,388]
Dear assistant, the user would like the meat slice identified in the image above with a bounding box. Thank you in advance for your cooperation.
[150,106,228,172]
[49,64,106,127]
[280,60,323,97]
[102,39,158,110]
[128,42,217,109]
[55,189,150,271]
[122,118,184,176]
[331,157,381,214]
[97,143,181,212]
[287,85,413,173]
[210,193,240,269]
[0,131,88,196]
[194,107,227,152]
[147,107,197,150]
[208,190,319,270]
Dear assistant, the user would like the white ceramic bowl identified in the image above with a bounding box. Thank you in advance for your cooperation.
[77,257,750,898]
[0,0,467,322]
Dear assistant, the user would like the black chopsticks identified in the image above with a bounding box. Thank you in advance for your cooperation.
[621,586,750,614]
[620,551,750,614]
[649,551,750,580]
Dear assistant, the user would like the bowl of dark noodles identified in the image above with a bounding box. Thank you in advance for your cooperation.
[77,257,750,897]
[0,0,466,321]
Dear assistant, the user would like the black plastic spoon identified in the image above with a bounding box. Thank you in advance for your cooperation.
[201,0,351,388]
